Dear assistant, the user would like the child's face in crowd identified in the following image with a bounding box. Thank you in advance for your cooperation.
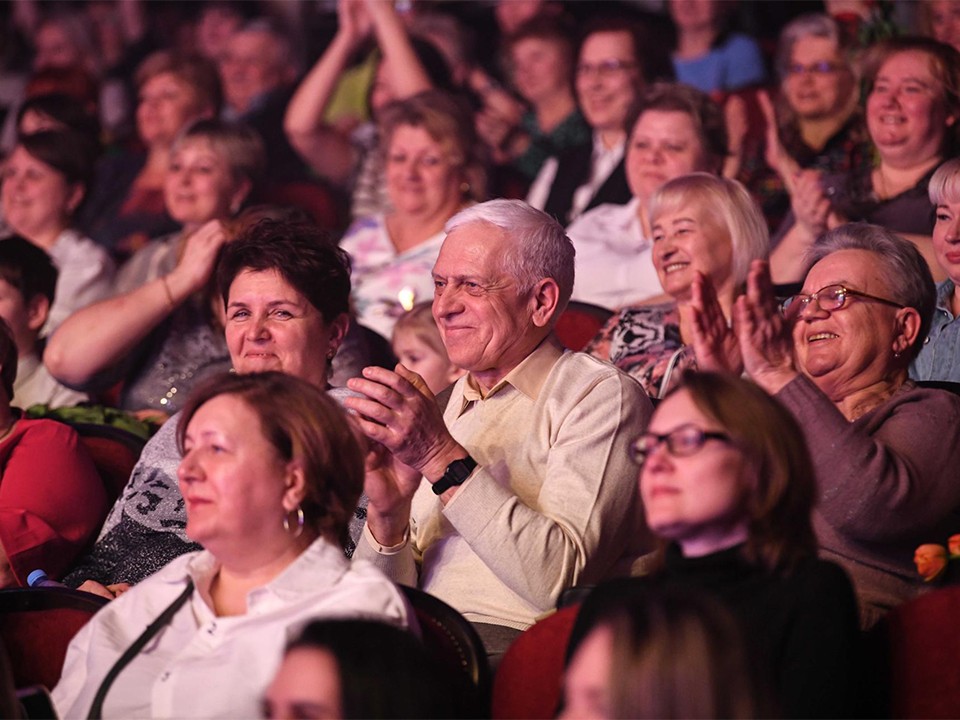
[392,331,463,395]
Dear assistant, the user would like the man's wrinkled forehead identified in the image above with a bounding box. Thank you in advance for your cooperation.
[436,221,512,274]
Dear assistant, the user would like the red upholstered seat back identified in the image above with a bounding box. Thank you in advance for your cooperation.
[69,423,147,503]
[257,181,342,230]
[888,586,960,718]
[0,589,106,690]
[399,585,491,713]
[554,302,613,352]
[492,605,580,719]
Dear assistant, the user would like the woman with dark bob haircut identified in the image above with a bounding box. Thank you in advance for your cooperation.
[62,218,367,596]
[570,371,860,718]
[53,372,410,719]
[265,619,469,719]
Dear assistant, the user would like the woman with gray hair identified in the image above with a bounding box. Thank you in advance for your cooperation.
[694,223,960,628]
[912,157,960,382]
[586,173,768,399]
[737,13,862,232]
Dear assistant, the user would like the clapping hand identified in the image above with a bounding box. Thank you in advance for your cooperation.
[688,271,742,375]
[361,440,422,545]
[337,0,373,45]
[733,260,798,394]
[345,364,465,479]
[757,89,800,187]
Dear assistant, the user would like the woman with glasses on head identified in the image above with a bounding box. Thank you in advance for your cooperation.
[569,370,859,719]
[693,223,960,629]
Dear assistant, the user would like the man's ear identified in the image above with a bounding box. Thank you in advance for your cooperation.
[894,307,922,356]
[529,278,561,329]
[26,294,50,333]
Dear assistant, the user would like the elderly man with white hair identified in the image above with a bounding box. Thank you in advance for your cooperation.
[347,199,653,657]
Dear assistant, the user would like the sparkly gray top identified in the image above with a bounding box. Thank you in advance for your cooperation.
[111,233,230,414]
[62,387,368,587]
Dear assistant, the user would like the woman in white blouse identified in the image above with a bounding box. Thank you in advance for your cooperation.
[53,371,409,719]
[339,90,485,339]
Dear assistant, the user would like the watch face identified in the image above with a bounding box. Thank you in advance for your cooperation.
[447,457,476,483]
[448,460,468,482]
[433,456,477,495]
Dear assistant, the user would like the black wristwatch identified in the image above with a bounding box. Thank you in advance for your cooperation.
[431,455,478,495]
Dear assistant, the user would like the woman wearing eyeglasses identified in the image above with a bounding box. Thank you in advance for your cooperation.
[692,223,960,629]
[568,371,859,719]
[769,37,960,285]
[735,13,861,233]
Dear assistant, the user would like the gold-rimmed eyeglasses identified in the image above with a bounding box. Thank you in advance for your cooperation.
[780,284,905,321]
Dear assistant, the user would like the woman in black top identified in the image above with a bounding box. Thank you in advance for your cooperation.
[566,371,860,719]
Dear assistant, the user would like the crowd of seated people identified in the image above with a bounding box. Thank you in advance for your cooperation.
[1,1,960,717]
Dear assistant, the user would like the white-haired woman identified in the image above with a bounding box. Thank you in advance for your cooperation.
[586,173,768,398]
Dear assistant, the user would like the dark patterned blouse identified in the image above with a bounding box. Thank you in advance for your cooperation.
[585,302,697,399]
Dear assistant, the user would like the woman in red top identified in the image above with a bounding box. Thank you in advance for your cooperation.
[0,319,107,586]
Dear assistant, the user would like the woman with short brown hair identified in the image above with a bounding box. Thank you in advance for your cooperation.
[53,371,409,719]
